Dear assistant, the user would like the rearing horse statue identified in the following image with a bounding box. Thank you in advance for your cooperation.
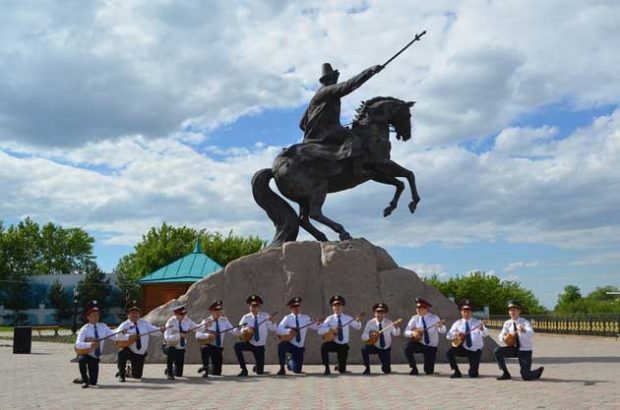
[252,96,420,246]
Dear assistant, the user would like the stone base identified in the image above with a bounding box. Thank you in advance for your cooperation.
[109,239,497,364]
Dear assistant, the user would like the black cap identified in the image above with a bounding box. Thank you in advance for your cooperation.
[85,300,100,316]
[507,300,522,310]
[372,303,388,313]
[329,295,346,306]
[458,299,473,310]
[287,297,302,307]
[246,295,263,305]
[319,63,340,84]
[171,301,187,315]
[125,300,141,313]
[415,298,432,308]
[209,300,223,311]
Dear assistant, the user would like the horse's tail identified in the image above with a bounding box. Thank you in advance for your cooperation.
[251,168,299,247]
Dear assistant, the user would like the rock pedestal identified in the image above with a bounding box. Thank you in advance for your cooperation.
[136,239,497,365]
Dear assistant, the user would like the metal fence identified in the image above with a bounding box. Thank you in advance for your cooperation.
[486,314,620,337]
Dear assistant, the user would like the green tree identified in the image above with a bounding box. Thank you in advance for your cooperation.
[48,280,71,323]
[555,285,620,314]
[422,271,547,314]
[76,261,112,315]
[114,224,266,302]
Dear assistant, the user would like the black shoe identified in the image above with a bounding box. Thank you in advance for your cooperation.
[164,368,169,375]
[277,368,286,376]
[197,366,205,373]
[362,367,371,375]
[202,373,209,378]
[497,372,511,380]
[450,371,462,379]
[533,367,544,380]
[237,369,248,377]
[167,374,175,380]
[119,376,126,382]
[469,373,479,378]
[323,367,331,376]
[81,383,89,389]
[114,371,120,377]
[73,378,84,384]
[409,368,419,376]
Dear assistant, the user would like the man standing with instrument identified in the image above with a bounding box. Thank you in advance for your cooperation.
[163,302,198,380]
[494,300,544,380]
[360,303,401,375]
[73,300,114,388]
[275,297,320,375]
[318,295,362,375]
[195,300,234,378]
[403,298,446,375]
[115,300,164,382]
[446,299,489,378]
[234,295,276,377]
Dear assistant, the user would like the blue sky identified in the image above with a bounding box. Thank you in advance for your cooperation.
[1,0,619,308]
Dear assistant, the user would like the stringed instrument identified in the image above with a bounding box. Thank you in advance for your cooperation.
[411,319,445,342]
[165,320,207,347]
[239,311,278,342]
[366,318,402,345]
[322,313,365,342]
[450,321,486,348]
[197,322,246,345]
[75,325,134,355]
[278,317,323,342]
[115,325,170,349]
[503,324,524,347]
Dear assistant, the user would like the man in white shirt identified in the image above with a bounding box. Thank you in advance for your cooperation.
[73,300,114,388]
[403,297,446,375]
[195,300,234,377]
[115,300,163,382]
[446,299,489,378]
[495,300,544,380]
[360,303,401,375]
[276,296,320,375]
[234,295,277,377]
[318,295,362,375]
[162,302,198,380]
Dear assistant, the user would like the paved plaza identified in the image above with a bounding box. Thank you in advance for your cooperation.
[1,333,619,409]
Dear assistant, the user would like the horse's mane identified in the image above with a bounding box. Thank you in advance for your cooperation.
[353,96,403,126]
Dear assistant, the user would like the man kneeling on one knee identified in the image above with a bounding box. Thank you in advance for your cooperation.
[494,300,544,381]
[361,303,401,375]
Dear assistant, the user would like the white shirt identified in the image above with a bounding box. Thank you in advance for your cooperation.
[276,313,319,348]
[498,317,535,351]
[318,313,362,345]
[361,318,401,349]
[115,319,160,355]
[447,318,489,351]
[195,315,234,347]
[164,316,199,350]
[239,311,277,347]
[404,313,446,347]
[75,322,114,358]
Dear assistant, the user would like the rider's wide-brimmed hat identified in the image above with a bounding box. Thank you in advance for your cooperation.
[319,63,340,84]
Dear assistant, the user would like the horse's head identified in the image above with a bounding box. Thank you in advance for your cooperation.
[353,97,415,141]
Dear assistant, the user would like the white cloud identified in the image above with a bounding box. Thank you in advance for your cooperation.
[404,263,447,278]
[503,261,539,272]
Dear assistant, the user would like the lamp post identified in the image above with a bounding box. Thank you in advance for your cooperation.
[71,288,80,335]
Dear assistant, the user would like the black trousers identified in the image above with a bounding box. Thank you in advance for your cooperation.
[446,345,482,377]
[404,341,438,374]
[278,341,305,373]
[361,345,392,373]
[234,342,265,374]
[118,348,146,378]
[494,346,537,379]
[200,345,224,375]
[78,355,100,385]
[321,341,349,373]
[162,345,186,376]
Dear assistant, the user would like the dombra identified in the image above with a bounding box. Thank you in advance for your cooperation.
[197,333,216,345]
[366,318,403,345]
[322,313,365,342]
[239,312,278,342]
[503,333,517,347]
[451,322,485,348]
[410,319,445,342]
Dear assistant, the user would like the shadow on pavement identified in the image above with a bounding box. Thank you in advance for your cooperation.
[535,356,620,364]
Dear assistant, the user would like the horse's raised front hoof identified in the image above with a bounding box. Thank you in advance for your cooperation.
[339,232,353,240]
[383,206,395,217]
[408,201,417,214]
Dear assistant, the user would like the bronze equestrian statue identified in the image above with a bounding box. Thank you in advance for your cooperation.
[252,31,426,246]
